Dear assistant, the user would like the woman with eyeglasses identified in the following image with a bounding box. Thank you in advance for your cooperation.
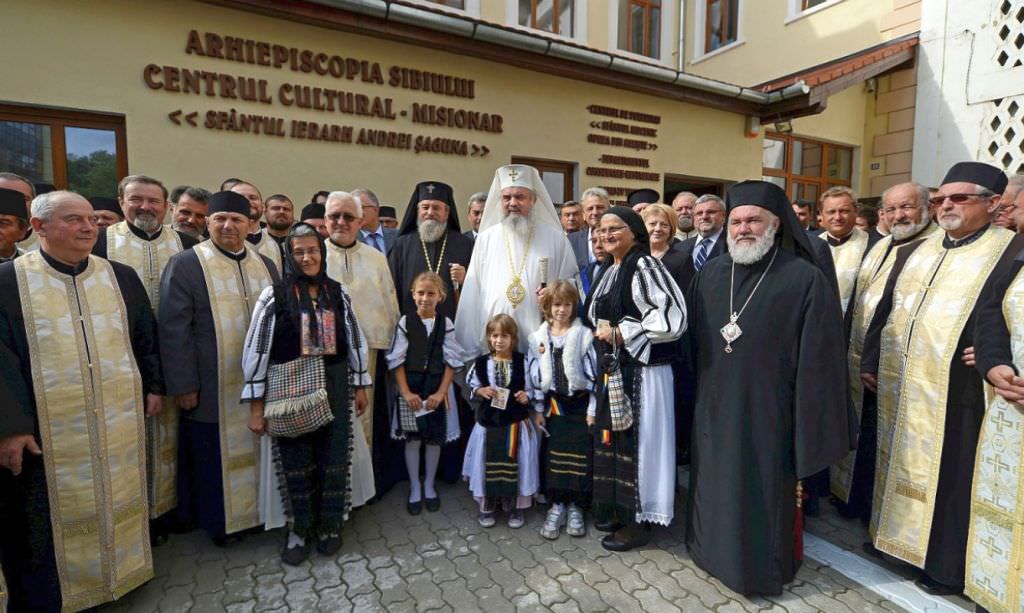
[582,206,686,551]
[241,222,375,565]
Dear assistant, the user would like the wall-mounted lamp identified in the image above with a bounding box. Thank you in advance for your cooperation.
[773,120,793,134]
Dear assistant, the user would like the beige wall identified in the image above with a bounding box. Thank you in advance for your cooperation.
[1,0,761,221]
[865,67,917,195]
[684,0,894,87]
[790,86,870,196]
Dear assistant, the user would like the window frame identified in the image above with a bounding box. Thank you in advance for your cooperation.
[785,0,846,24]
[510,155,576,203]
[761,132,853,204]
[518,0,575,37]
[0,103,128,193]
[621,0,663,60]
[704,0,738,54]
[692,0,743,63]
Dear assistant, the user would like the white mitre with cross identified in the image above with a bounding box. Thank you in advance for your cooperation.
[478,164,562,233]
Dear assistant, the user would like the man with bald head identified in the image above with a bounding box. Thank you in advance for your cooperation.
[673,191,698,240]
[0,190,163,611]
[831,181,937,523]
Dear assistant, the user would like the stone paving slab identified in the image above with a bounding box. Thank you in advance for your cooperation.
[103,481,928,612]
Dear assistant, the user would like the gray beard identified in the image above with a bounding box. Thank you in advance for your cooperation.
[890,213,931,241]
[418,219,447,243]
[132,213,161,234]
[938,215,963,232]
[502,213,531,239]
[678,215,694,232]
[727,224,778,265]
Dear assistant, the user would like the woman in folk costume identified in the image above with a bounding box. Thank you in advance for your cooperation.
[528,280,597,540]
[464,314,540,528]
[387,271,464,515]
[241,223,375,565]
[584,206,686,551]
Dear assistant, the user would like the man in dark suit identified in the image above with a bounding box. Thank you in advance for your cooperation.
[567,187,610,271]
[354,187,397,253]
[464,191,486,241]
[676,194,728,294]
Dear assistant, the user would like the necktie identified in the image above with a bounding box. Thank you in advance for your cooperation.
[694,238,711,271]
[370,232,383,253]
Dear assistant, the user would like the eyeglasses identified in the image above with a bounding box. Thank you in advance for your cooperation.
[928,193,986,206]
[882,203,922,215]
[326,212,360,224]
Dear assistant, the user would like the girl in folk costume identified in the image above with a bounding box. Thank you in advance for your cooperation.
[387,272,464,515]
[528,280,598,540]
[241,223,375,566]
[463,314,540,528]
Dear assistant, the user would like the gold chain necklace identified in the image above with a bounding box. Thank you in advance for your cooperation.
[503,223,534,307]
[420,232,448,274]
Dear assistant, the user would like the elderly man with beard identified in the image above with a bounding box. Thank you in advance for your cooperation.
[388,182,473,319]
[170,186,210,240]
[859,162,1024,595]
[323,191,400,493]
[455,165,578,358]
[686,180,853,595]
[831,182,938,524]
[995,174,1024,231]
[673,191,699,240]
[92,175,198,541]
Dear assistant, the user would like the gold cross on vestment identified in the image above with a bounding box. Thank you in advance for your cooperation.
[508,168,520,180]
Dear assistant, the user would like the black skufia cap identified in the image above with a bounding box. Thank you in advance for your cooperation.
[380,206,397,218]
[89,196,123,217]
[300,202,325,221]
[208,191,250,216]
[627,189,660,207]
[940,161,1009,193]
[0,188,28,220]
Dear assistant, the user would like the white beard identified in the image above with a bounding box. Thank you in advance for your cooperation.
[418,219,446,243]
[502,213,531,239]
[938,214,962,232]
[132,212,161,234]
[728,223,778,265]
[890,212,931,241]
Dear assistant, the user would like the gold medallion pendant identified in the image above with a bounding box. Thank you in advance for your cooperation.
[507,276,527,307]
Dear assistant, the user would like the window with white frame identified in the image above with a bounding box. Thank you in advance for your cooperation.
[705,0,738,53]
[518,0,574,37]
[617,0,662,60]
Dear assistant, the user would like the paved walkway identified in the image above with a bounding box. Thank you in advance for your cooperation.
[102,477,975,612]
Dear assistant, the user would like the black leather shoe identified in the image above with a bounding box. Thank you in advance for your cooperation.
[601,526,650,552]
[594,520,623,533]
[282,542,311,566]
[424,497,441,512]
[407,500,423,516]
[914,574,963,596]
[317,535,343,556]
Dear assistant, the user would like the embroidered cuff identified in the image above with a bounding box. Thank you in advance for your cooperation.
[618,318,651,364]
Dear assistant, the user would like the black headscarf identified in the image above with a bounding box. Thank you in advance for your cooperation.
[603,205,650,251]
[279,222,335,345]
[397,181,462,236]
[627,189,660,207]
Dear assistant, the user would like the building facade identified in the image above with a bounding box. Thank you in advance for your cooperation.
[1,0,923,216]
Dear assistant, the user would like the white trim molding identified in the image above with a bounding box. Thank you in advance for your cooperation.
[606,0,680,68]
[785,0,847,25]
[504,0,588,45]
[692,0,744,63]
[404,0,481,19]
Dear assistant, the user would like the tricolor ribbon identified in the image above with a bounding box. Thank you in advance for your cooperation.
[508,422,519,459]
[547,397,561,418]
[601,429,611,446]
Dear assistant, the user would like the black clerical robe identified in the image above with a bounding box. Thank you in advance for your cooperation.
[686,247,853,595]
[388,230,473,318]
[0,252,162,613]
[860,228,1024,586]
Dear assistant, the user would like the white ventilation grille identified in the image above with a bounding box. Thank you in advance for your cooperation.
[995,0,1024,68]
[980,97,1024,174]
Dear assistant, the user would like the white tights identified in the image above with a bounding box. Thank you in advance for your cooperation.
[404,439,442,502]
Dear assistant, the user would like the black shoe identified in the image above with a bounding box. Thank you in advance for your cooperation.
[862,541,884,559]
[424,497,441,512]
[317,535,343,556]
[914,574,962,596]
[407,500,423,516]
[601,526,651,552]
[212,535,229,548]
[282,542,311,566]
[594,520,624,533]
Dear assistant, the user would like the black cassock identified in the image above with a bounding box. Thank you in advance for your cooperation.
[0,253,162,612]
[388,229,474,320]
[686,247,854,595]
